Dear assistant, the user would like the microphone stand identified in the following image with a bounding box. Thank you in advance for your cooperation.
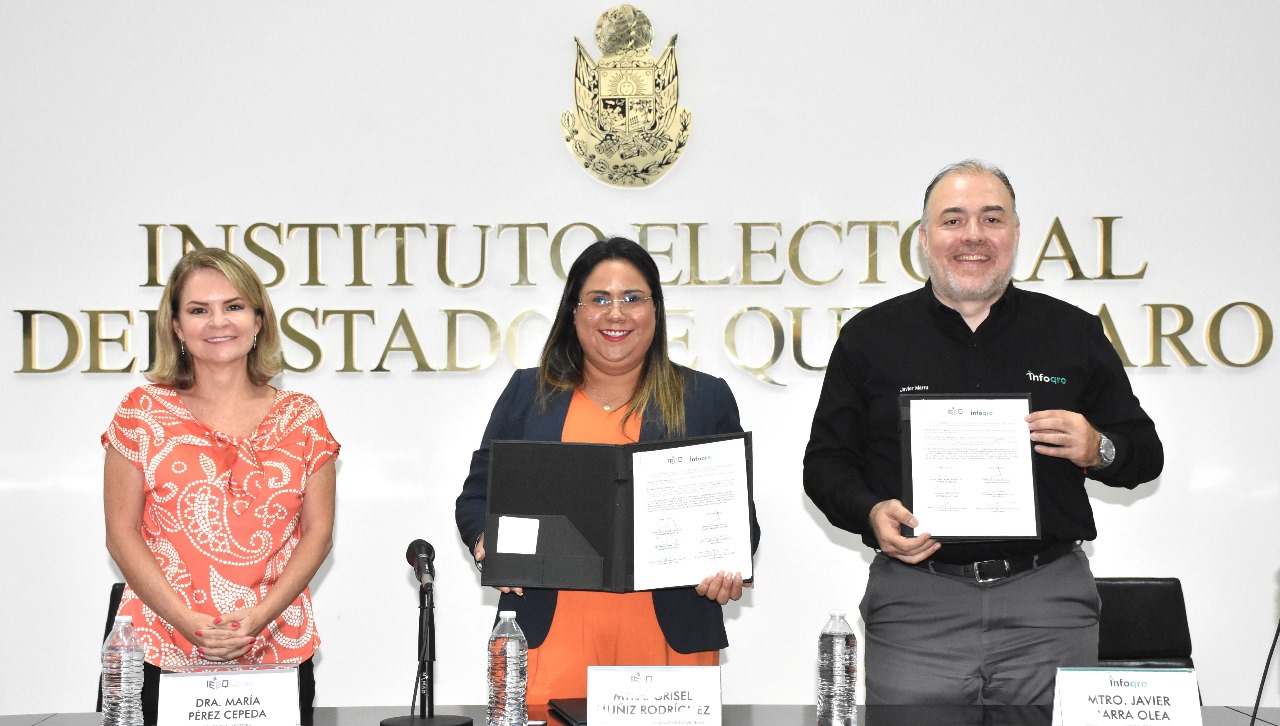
[381,578,472,726]
[1248,613,1280,726]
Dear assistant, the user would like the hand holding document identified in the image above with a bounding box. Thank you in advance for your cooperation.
[900,395,1040,541]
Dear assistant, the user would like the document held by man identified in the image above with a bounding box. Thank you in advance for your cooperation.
[900,394,1040,541]
[630,436,754,590]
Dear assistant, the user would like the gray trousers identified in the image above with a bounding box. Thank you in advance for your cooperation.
[859,546,1100,705]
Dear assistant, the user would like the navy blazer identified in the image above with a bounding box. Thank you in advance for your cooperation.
[455,366,760,653]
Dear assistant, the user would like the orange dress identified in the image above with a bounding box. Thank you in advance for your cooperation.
[102,384,340,667]
[524,389,718,704]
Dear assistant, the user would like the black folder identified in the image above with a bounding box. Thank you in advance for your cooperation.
[548,698,589,726]
[482,431,752,592]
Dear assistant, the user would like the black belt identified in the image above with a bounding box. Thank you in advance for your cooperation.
[911,542,1076,583]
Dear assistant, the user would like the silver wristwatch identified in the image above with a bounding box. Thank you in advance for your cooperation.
[1094,432,1116,470]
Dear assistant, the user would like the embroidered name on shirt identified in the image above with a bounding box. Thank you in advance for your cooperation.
[900,385,929,392]
[1026,371,1067,385]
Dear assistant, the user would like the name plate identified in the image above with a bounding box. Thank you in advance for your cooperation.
[159,663,300,726]
[1052,668,1202,726]
[587,665,721,726]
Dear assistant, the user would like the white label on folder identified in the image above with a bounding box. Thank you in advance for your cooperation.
[497,515,540,554]
[158,663,299,726]
[1052,668,1202,726]
[588,665,721,726]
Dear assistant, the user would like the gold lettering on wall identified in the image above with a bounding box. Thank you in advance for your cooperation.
[290,224,342,286]
[347,224,374,287]
[504,309,550,369]
[444,310,501,372]
[85,310,136,374]
[374,224,426,287]
[15,217,1272,377]
[1096,304,1136,368]
[18,310,82,372]
[373,309,434,372]
[323,310,377,372]
[1094,217,1146,280]
[737,223,785,285]
[1021,217,1087,281]
[846,221,899,285]
[788,222,842,286]
[1145,304,1207,367]
[551,222,606,282]
[281,308,322,372]
[665,309,695,368]
[435,224,485,289]
[635,223,682,286]
[898,221,927,283]
[725,307,785,385]
[1205,302,1273,367]
[684,223,729,286]
[786,306,855,372]
[497,223,550,286]
[243,223,288,287]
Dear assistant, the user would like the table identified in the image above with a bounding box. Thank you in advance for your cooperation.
[3,705,1276,726]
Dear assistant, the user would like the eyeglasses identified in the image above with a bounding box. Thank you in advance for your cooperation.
[575,294,654,315]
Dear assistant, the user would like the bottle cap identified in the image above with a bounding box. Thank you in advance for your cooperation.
[829,610,846,618]
[116,615,133,624]
[498,610,516,619]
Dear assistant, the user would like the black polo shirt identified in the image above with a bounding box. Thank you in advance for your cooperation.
[803,281,1163,565]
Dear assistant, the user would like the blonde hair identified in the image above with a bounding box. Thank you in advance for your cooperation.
[148,248,281,389]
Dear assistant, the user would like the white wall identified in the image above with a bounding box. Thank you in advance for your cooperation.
[2,1,1278,714]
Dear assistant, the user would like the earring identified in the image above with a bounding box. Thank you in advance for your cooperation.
[180,341,185,356]
[253,334,257,350]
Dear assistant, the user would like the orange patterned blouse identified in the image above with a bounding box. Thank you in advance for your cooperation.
[102,384,340,667]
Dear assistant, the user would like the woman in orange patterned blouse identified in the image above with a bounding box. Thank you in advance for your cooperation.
[103,248,338,726]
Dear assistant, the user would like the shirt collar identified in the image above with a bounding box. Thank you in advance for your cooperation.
[920,279,1020,332]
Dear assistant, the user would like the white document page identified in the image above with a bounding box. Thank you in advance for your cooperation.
[908,397,1038,538]
[630,437,753,590]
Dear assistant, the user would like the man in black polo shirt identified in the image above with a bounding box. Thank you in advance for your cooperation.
[803,159,1163,705]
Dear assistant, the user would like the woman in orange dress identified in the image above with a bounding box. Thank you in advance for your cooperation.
[455,237,760,704]
[103,248,338,726]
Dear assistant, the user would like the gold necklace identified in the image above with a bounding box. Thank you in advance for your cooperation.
[586,382,614,411]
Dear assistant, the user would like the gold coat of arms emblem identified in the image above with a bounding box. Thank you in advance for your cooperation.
[561,5,691,187]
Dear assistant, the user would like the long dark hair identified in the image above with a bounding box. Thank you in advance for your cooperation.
[538,237,686,437]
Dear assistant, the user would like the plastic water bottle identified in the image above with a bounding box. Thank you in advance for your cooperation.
[817,610,857,726]
[101,615,144,726]
[487,610,528,726]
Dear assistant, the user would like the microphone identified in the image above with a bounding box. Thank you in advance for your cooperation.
[385,540,473,726]
[406,539,436,588]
